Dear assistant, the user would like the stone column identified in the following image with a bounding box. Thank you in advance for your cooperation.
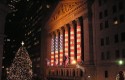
[76,18,82,63]
[69,22,75,64]
[83,13,94,65]
[0,2,10,80]
[54,30,59,66]
[50,32,55,66]
[64,25,69,64]
[59,28,64,66]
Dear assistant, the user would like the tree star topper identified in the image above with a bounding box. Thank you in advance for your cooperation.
[21,41,24,46]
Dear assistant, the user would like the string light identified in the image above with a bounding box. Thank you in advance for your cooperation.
[7,46,33,80]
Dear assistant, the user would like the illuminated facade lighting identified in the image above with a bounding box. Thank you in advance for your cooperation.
[76,21,81,62]
[51,37,54,66]
[59,34,63,65]
[70,25,75,64]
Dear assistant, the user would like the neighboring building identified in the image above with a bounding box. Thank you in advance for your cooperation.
[41,0,125,80]
[22,0,58,79]
[0,1,10,80]
[93,0,125,80]
[2,37,20,80]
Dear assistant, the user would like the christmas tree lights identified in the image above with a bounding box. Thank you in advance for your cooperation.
[7,43,32,80]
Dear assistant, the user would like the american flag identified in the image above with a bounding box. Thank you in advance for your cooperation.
[59,34,63,65]
[55,36,58,66]
[51,38,54,66]
[77,25,81,62]
[70,26,75,64]
[64,30,69,59]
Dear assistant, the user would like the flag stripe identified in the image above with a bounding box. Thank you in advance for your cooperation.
[65,29,69,66]
[59,34,63,65]
[77,25,81,62]
[70,26,75,64]
[51,37,54,66]
[55,36,59,66]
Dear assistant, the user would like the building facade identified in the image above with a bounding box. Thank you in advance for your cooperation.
[0,1,9,80]
[23,1,58,79]
[42,0,125,80]
[93,0,125,80]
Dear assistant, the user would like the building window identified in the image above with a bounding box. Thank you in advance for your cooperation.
[122,49,125,58]
[98,0,102,6]
[99,12,103,19]
[106,51,110,60]
[103,0,107,4]
[101,38,104,46]
[112,5,117,14]
[115,50,120,59]
[114,34,119,43]
[101,52,105,60]
[80,70,83,77]
[105,20,109,28]
[7,38,10,42]
[106,37,109,45]
[118,1,124,11]
[72,69,75,76]
[98,0,107,6]
[104,9,108,17]
[100,23,103,30]
[105,70,108,78]
[113,17,118,25]
[119,14,124,23]
[121,32,125,42]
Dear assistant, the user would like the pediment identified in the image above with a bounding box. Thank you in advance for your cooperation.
[46,0,87,33]
[50,1,80,22]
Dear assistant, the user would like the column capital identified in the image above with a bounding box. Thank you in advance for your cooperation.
[64,24,69,31]
[50,31,56,37]
[59,27,64,34]
[69,21,74,28]
[76,18,81,26]
[55,29,59,36]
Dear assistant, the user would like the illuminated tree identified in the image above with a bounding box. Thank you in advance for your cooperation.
[7,42,32,80]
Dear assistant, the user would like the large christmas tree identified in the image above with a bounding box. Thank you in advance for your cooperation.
[7,42,33,80]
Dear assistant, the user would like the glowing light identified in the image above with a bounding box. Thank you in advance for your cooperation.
[46,5,50,8]
[9,19,11,22]
[13,13,15,16]
[114,20,118,25]
[118,60,124,65]
[21,41,24,46]
[71,60,76,65]
[7,46,32,80]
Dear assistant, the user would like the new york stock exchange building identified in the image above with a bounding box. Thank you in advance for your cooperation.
[41,0,125,80]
